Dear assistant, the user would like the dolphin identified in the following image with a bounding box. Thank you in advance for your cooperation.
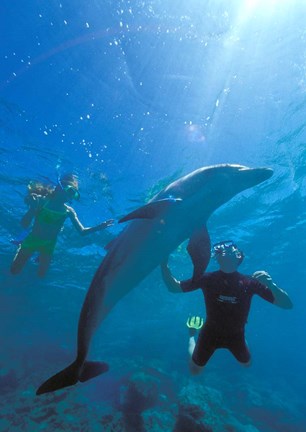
[36,164,273,395]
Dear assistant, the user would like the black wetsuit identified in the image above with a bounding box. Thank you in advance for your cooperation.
[181,270,275,366]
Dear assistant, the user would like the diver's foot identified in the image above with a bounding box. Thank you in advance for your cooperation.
[186,316,204,337]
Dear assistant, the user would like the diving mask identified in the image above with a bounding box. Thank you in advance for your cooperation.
[58,177,80,201]
[211,240,241,258]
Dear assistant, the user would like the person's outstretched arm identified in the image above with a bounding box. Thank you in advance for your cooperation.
[252,271,293,309]
[68,207,114,235]
[160,260,183,293]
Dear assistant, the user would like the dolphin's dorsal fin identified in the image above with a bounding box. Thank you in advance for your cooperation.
[119,197,182,223]
[187,225,211,282]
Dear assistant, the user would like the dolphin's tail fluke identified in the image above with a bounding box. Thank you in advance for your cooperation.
[36,360,109,395]
[79,361,109,382]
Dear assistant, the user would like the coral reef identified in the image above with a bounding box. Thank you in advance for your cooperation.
[0,359,304,432]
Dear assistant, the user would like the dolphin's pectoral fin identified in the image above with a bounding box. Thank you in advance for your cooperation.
[187,226,211,282]
[119,197,182,223]
[36,361,79,395]
[79,361,109,382]
[36,360,109,395]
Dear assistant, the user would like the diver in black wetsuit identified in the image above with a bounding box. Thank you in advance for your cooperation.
[161,240,293,375]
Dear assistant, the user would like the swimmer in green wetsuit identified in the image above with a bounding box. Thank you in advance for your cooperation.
[11,173,114,278]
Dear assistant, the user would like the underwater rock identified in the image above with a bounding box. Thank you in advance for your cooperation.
[0,369,18,393]
[173,403,212,432]
[120,371,161,432]
[100,413,124,432]
[120,371,160,413]
[175,382,248,432]
[30,406,57,423]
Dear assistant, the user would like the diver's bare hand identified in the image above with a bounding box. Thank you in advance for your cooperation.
[99,219,115,229]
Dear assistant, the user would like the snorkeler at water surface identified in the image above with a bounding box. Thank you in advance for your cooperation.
[10,173,114,277]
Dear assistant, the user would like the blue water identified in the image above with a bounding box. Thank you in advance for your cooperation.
[1,1,305,431]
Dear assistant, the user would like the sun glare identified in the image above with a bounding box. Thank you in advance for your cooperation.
[234,0,290,30]
[245,0,278,10]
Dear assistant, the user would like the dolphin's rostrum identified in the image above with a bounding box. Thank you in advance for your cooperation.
[36,164,273,395]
